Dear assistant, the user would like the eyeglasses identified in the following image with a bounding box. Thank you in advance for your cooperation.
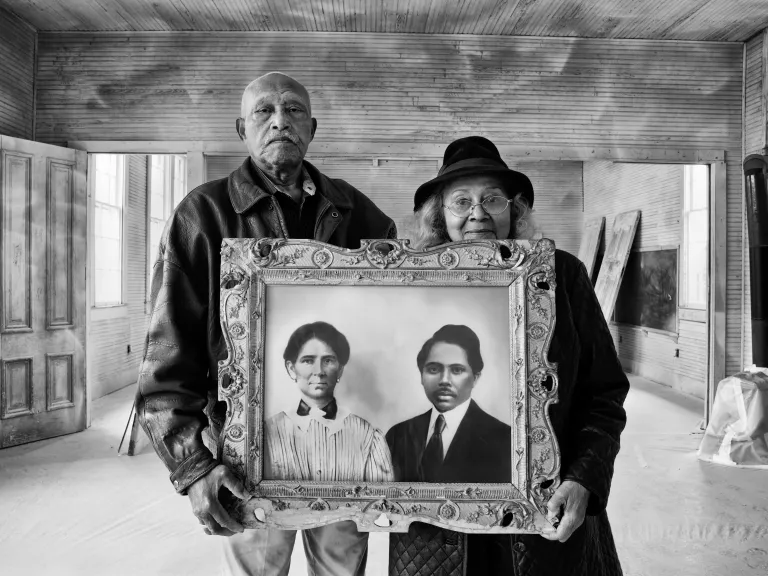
[443,195,512,218]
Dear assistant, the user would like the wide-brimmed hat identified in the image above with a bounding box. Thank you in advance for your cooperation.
[413,136,534,212]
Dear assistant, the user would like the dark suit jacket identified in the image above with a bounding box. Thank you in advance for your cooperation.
[385,399,511,483]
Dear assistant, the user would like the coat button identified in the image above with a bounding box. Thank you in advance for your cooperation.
[513,542,526,553]
[331,211,339,218]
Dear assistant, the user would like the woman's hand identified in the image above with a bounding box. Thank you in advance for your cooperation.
[540,480,590,542]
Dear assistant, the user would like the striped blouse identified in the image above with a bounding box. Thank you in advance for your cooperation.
[264,407,394,482]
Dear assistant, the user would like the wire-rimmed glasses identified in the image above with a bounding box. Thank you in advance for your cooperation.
[443,195,512,218]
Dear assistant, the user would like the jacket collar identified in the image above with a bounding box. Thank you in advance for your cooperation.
[228,157,354,215]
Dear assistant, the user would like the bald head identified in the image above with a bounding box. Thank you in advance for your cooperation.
[240,72,312,118]
[236,72,317,177]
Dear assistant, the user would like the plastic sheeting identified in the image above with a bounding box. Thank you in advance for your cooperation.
[698,366,768,468]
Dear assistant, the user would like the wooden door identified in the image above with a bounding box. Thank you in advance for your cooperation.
[594,210,641,321]
[577,216,605,280]
[0,136,87,448]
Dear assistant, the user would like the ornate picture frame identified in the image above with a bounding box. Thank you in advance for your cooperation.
[218,238,560,534]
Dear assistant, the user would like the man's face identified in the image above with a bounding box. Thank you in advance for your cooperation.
[237,75,316,171]
[420,342,478,412]
[286,338,343,406]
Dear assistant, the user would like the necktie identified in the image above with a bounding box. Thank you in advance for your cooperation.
[421,414,446,482]
[296,399,337,420]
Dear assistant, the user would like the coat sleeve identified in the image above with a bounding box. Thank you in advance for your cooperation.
[135,249,217,495]
[560,259,630,515]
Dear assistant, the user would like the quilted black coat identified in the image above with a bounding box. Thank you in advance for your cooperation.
[390,249,629,576]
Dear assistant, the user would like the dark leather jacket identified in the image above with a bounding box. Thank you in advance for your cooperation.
[390,250,629,576]
[136,158,396,494]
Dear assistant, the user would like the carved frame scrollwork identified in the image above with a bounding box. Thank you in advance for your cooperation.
[218,238,560,533]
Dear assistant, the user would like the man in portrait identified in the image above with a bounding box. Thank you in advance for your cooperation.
[386,324,512,484]
[264,321,394,483]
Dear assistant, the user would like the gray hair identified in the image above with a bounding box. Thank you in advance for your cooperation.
[412,187,536,249]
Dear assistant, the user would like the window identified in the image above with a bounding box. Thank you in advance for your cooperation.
[92,154,126,307]
[148,155,187,283]
[681,165,709,309]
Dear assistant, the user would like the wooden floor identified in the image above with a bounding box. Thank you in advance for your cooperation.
[0,375,767,575]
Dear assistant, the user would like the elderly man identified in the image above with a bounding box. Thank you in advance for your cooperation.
[136,72,396,576]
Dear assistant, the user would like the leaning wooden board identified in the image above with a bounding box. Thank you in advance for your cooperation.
[576,216,605,279]
[594,210,641,320]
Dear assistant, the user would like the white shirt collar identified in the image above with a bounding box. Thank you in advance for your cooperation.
[426,398,472,456]
[287,404,350,435]
[300,166,316,196]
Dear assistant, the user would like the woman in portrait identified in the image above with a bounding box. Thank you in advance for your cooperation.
[389,137,629,576]
[264,320,394,483]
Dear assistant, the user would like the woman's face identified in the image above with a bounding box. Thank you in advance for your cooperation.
[441,175,512,242]
[421,342,478,412]
[286,338,344,406]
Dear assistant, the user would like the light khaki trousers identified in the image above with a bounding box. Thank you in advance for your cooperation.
[221,521,368,576]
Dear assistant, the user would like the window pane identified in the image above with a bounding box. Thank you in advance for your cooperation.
[173,156,187,209]
[146,155,186,297]
[95,269,121,305]
[688,210,708,243]
[690,165,709,210]
[94,171,113,204]
[150,188,165,220]
[685,243,708,307]
[150,156,167,219]
[92,154,124,306]
[681,164,709,310]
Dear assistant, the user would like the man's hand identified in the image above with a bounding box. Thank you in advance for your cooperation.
[540,480,590,542]
[188,464,250,536]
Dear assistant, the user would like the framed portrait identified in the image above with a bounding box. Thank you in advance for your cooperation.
[217,238,560,534]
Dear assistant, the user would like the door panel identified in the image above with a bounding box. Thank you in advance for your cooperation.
[0,135,87,448]
[2,150,31,331]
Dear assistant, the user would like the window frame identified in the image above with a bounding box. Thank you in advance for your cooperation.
[88,153,128,311]
[679,164,710,317]
[145,154,187,309]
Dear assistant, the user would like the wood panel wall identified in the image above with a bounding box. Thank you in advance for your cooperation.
[744,34,765,154]
[584,161,708,398]
[33,32,745,373]
[206,155,583,254]
[89,155,148,399]
[742,31,766,368]
[0,8,36,139]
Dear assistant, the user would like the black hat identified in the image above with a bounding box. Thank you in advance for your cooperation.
[413,136,534,212]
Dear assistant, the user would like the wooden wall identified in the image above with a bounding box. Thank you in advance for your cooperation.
[584,162,708,398]
[742,31,766,368]
[89,155,148,399]
[207,155,583,253]
[0,7,36,139]
[33,32,745,375]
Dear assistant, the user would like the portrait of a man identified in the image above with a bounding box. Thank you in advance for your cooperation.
[385,324,512,484]
[264,321,395,483]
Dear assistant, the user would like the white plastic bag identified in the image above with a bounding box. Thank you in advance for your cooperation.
[697,366,768,468]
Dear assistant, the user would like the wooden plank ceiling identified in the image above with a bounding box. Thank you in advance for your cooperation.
[1,0,766,41]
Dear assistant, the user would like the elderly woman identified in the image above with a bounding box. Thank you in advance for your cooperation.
[389,137,629,576]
